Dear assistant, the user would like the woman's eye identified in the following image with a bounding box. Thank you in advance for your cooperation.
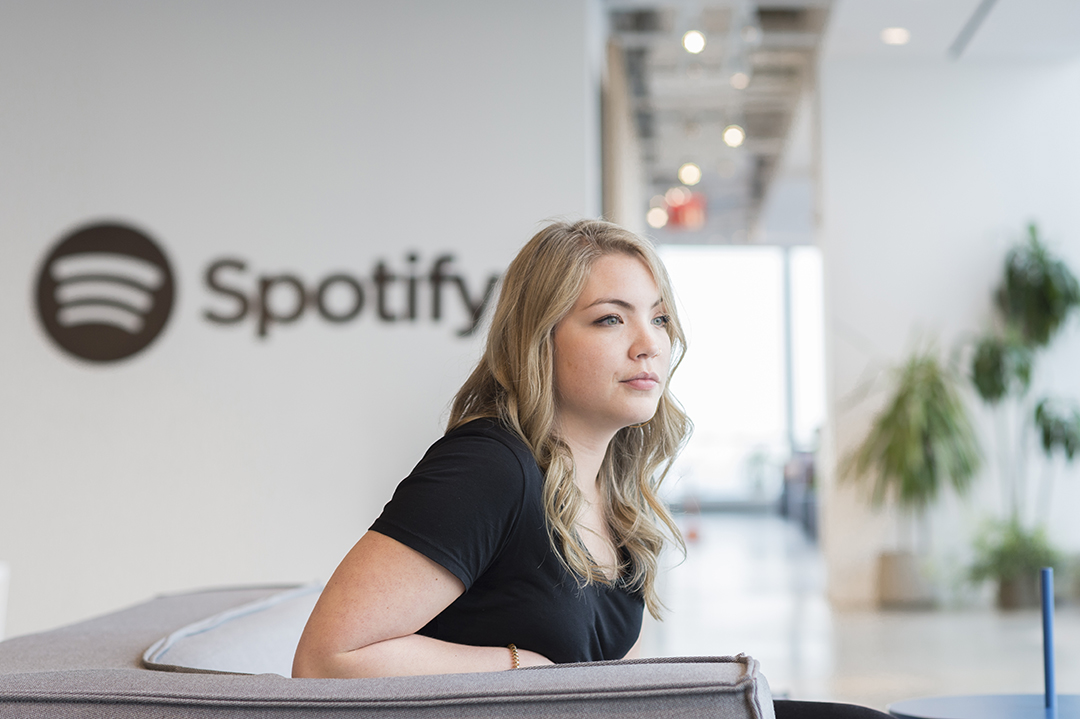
[596,315,621,326]
[653,314,670,327]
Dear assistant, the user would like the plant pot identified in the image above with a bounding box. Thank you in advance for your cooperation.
[877,551,935,609]
[996,574,1040,609]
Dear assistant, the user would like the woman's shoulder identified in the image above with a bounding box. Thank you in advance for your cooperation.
[435,417,538,473]
[394,418,542,501]
[372,418,540,590]
[443,416,519,441]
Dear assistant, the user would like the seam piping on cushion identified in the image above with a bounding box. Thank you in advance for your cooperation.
[142,583,322,673]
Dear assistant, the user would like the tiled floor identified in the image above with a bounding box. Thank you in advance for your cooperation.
[642,511,1080,712]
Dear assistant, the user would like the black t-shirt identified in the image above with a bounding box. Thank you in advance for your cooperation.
[369,418,643,664]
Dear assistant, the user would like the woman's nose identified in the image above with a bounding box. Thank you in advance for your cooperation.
[630,325,661,359]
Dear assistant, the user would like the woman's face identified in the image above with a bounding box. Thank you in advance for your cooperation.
[552,253,672,443]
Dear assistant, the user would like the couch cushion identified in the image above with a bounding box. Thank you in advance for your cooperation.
[0,657,775,719]
[0,585,290,674]
[0,585,775,719]
[142,583,321,676]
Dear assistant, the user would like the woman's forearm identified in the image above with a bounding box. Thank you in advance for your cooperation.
[293,633,551,678]
[292,532,552,678]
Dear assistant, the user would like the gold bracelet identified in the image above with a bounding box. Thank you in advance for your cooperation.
[507,643,520,670]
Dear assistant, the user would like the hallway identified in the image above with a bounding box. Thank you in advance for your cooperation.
[644,512,1080,711]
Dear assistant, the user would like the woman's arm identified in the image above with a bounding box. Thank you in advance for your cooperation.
[292,530,553,678]
[622,630,643,660]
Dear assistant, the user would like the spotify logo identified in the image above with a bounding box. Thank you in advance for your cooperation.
[35,223,175,363]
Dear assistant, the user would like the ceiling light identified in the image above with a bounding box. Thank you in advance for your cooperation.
[665,187,691,206]
[646,207,669,229]
[881,27,910,45]
[682,30,706,54]
[678,162,702,186]
[722,125,745,148]
[730,72,750,90]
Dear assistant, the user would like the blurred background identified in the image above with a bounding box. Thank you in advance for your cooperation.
[3,0,1080,709]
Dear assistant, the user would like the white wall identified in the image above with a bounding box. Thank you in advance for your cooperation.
[758,91,817,246]
[0,0,601,637]
[818,53,1080,606]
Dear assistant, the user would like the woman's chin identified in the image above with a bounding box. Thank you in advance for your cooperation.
[623,411,658,429]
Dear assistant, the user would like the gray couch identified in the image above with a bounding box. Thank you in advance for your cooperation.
[0,584,775,718]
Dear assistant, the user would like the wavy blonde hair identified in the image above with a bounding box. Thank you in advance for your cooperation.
[447,219,691,618]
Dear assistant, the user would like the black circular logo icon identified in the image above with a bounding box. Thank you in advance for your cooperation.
[35,223,175,363]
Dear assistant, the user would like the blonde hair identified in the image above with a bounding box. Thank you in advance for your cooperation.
[448,219,691,618]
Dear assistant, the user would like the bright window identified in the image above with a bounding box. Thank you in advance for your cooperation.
[658,245,825,505]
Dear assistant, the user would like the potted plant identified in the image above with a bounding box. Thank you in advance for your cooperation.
[843,349,982,608]
[968,224,1080,608]
[970,519,1060,608]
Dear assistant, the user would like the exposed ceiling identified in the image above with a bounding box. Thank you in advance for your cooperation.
[605,0,832,243]
[605,0,1080,245]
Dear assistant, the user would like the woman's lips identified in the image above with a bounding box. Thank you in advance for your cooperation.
[622,373,660,390]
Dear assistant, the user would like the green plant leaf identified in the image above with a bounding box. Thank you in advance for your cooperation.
[843,350,981,512]
[970,518,1061,582]
[995,224,1080,348]
[970,331,1032,403]
[1034,398,1080,462]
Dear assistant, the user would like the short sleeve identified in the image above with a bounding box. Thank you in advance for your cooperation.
[369,428,528,589]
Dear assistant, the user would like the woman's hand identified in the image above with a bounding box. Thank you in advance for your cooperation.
[292,531,553,677]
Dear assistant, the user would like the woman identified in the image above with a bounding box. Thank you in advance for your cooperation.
[293,219,690,678]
